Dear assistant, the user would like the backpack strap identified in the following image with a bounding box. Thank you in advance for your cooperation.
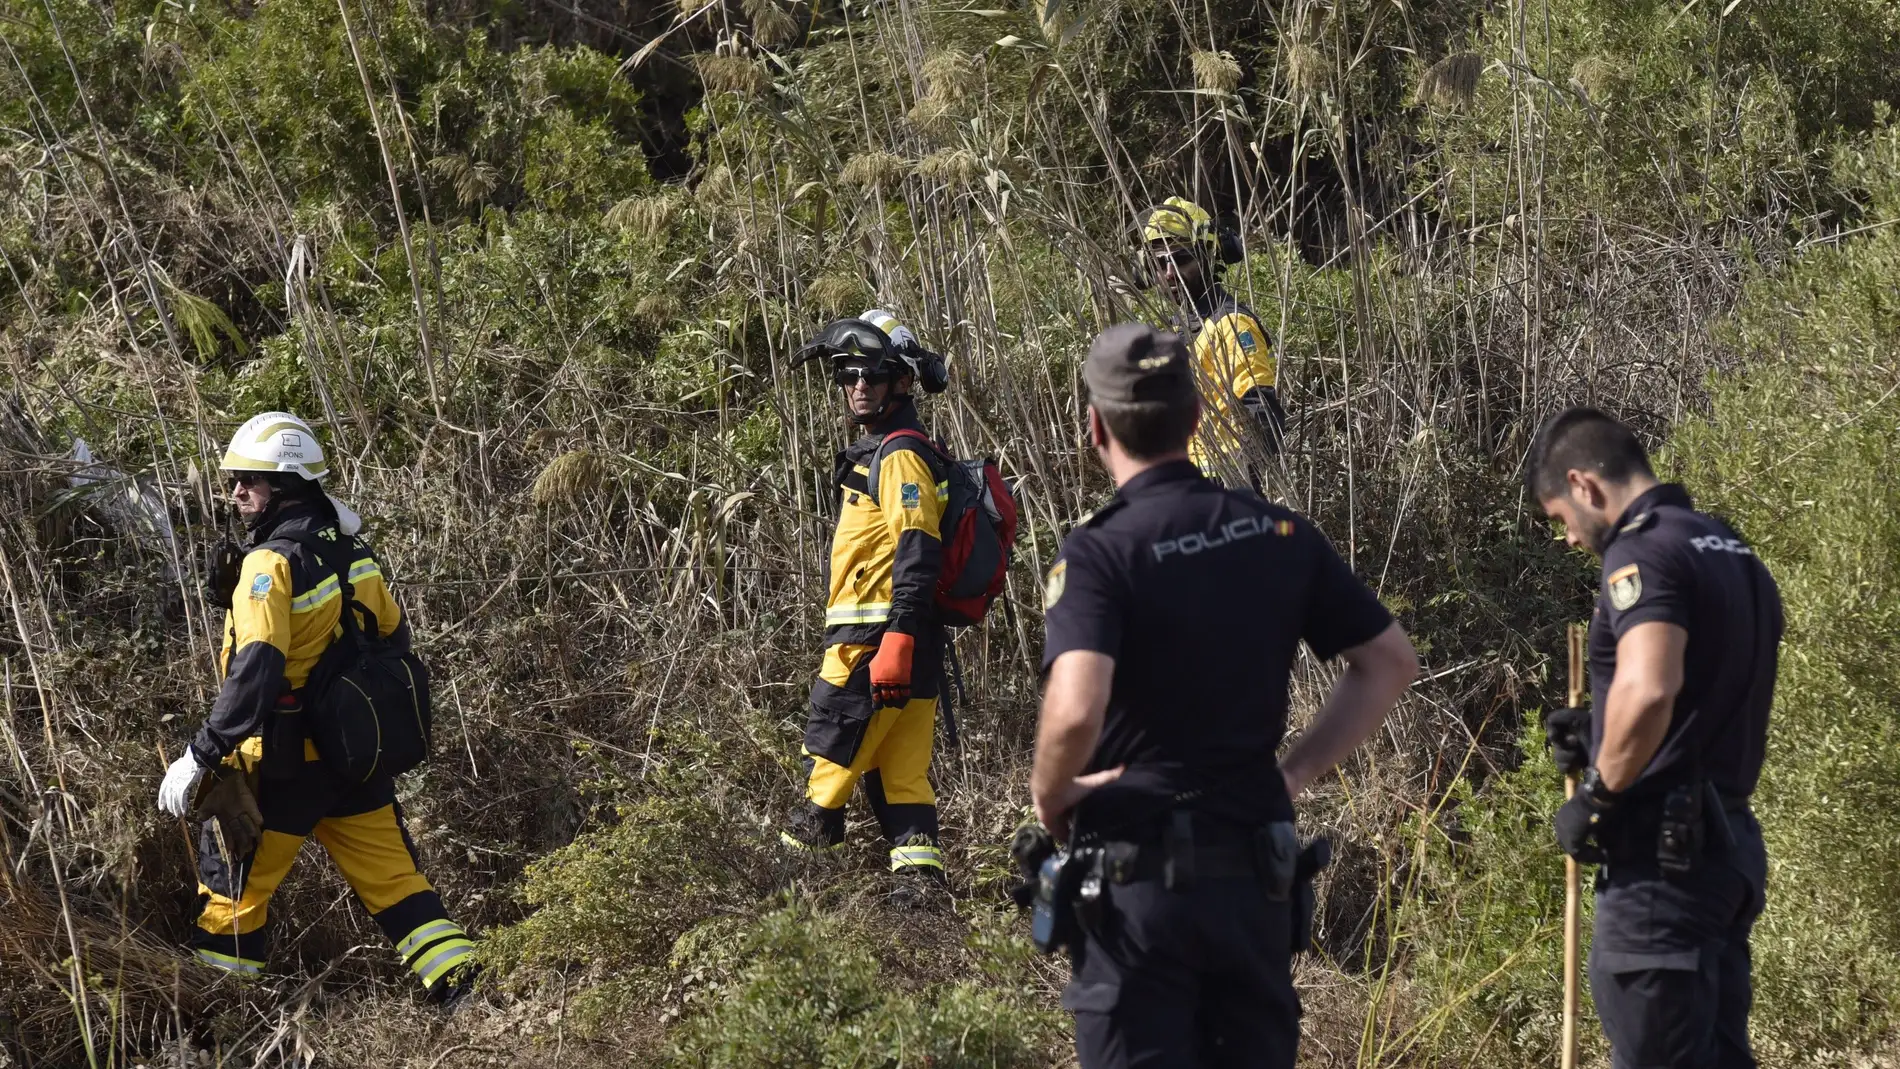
[275,529,381,640]
[865,427,947,507]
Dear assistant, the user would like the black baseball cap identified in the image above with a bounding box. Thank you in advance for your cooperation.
[1083,323,1195,404]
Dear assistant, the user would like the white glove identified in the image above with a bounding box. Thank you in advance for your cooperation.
[158,752,208,818]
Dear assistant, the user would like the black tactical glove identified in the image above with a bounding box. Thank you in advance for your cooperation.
[1542,705,1592,775]
[206,538,243,609]
[1553,770,1619,863]
[1008,824,1056,910]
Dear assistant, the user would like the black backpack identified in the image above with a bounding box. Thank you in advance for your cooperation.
[280,530,433,782]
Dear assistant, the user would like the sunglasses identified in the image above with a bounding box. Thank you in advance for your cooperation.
[1150,246,1198,267]
[833,366,893,388]
[228,472,270,490]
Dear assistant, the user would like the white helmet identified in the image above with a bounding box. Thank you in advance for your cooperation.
[860,308,918,353]
[220,411,328,483]
[860,308,948,393]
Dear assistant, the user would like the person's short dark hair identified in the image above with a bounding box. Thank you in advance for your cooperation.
[1093,396,1199,461]
[1525,407,1655,501]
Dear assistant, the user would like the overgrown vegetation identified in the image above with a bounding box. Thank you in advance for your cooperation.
[3,0,1898,1064]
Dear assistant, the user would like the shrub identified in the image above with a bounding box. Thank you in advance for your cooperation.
[666,902,1062,1069]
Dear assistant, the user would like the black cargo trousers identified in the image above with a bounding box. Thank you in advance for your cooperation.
[1062,861,1299,1068]
[1590,807,1767,1069]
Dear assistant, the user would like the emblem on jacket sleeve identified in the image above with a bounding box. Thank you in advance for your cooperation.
[1044,560,1068,610]
[1607,564,1641,611]
[249,573,273,600]
[900,482,922,510]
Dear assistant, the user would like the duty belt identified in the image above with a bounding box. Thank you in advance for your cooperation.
[1100,839,1259,884]
[1601,781,1746,871]
[1086,811,1303,896]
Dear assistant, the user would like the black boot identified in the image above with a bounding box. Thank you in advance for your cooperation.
[888,833,948,910]
[780,802,847,853]
[426,961,483,1012]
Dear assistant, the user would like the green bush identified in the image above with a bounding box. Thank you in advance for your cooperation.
[1395,725,1603,1067]
[666,903,1062,1069]
[1403,118,1900,1067]
[480,728,780,1033]
[1669,123,1900,1054]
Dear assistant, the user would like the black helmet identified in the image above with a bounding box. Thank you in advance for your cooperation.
[797,315,948,425]
[796,317,901,372]
[796,315,949,394]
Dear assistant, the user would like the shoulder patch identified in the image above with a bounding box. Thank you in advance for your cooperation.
[1044,559,1068,610]
[899,482,922,510]
[1237,329,1258,353]
[1607,563,1641,611]
[248,573,273,600]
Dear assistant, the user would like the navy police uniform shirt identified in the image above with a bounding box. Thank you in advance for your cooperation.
[1041,460,1392,830]
[1588,483,1782,801]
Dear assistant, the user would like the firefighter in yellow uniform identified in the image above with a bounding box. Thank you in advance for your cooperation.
[156,412,477,1003]
[1140,197,1285,485]
[781,312,953,902]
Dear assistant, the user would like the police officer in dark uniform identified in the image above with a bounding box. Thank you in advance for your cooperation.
[1032,323,1419,1069]
[1529,407,1780,1069]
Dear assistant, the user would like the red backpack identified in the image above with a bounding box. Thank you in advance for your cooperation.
[867,428,1020,627]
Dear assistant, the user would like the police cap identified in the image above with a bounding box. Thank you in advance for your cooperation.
[1084,323,1195,405]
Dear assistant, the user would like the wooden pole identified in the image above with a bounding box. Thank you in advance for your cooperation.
[1562,622,1585,1069]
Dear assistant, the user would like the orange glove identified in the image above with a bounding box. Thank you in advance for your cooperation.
[869,631,915,709]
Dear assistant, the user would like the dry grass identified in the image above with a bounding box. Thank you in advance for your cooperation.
[839,150,909,189]
[1419,52,1485,109]
[1191,49,1243,94]
[741,0,800,49]
[0,864,214,1063]
[695,54,771,97]
[0,0,1824,1061]
[606,190,686,238]
[916,147,983,187]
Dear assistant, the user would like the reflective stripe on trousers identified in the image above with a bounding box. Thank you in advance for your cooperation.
[396,917,476,987]
[890,842,944,871]
[195,948,265,976]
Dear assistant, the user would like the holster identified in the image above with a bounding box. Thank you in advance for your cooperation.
[1291,838,1332,954]
[1254,821,1299,901]
[1096,812,1331,956]
[1606,780,1736,875]
[1029,848,1093,956]
[260,694,305,780]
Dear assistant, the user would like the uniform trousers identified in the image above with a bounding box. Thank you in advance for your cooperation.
[799,695,941,868]
[1590,808,1766,1069]
[797,638,941,870]
[1063,876,1299,1069]
[192,738,473,991]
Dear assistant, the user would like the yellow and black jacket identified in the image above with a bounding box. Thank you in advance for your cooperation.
[812,400,948,715]
[1180,287,1282,468]
[190,503,404,768]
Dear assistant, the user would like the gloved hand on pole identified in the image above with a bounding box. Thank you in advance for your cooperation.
[1554,785,1614,863]
[1543,705,1591,774]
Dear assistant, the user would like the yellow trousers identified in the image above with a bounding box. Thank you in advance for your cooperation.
[804,696,938,810]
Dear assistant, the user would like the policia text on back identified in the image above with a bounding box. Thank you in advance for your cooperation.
[1026,323,1420,1069]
